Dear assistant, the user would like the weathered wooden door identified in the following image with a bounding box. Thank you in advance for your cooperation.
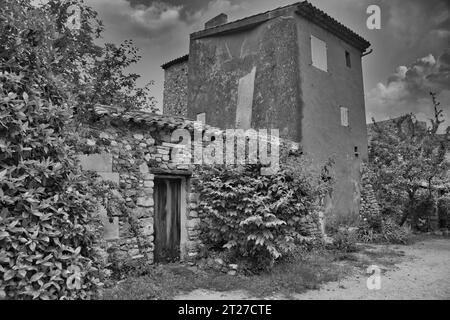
[154,178,181,263]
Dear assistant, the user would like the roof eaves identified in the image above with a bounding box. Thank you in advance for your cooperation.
[190,2,299,40]
[161,54,189,70]
[296,1,370,52]
[94,104,196,130]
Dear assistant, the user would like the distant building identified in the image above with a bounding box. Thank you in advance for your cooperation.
[161,55,189,117]
[162,1,372,221]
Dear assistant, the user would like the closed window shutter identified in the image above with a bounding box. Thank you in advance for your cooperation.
[340,107,349,127]
[311,35,328,72]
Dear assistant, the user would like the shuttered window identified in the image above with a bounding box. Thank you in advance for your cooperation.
[311,35,328,72]
[340,107,349,127]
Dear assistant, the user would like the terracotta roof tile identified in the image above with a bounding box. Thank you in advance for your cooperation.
[161,54,189,70]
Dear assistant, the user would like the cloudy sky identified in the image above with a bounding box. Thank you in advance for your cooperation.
[85,0,450,130]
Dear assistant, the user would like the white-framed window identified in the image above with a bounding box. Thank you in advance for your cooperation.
[311,35,328,72]
[340,107,349,127]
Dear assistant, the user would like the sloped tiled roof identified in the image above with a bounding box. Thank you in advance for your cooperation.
[94,104,197,130]
[161,54,189,70]
[296,1,370,52]
[93,105,297,147]
[190,1,370,52]
[163,2,370,70]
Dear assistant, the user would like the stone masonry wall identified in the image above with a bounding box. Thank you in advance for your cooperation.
[76,120,200,266]
[359,164,381,218]
[162,61,189,117]
[76,108,324,266]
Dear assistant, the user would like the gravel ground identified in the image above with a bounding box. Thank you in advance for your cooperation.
[175,238,450,300]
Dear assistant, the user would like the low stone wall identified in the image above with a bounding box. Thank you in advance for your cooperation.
[359,164,381,218]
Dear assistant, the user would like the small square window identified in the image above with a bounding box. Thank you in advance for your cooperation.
[345,51,351,68]
[311,35,328,72]
[340,107,349,127]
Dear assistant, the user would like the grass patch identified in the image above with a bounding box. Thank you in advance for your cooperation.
[103,249,352,300]
[103,250,356,300]
[102,244,410,300]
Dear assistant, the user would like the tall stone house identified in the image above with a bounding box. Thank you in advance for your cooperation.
[162,1,372,222]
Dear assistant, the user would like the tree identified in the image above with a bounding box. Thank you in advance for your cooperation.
[0,0,155,299]
[369,93,450,228]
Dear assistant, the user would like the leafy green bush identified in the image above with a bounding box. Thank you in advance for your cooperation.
[329,229,358,253]
[357,218,410,244]
[368,106,450,229]
[438,195,450,228]
[0,87,106,299]
[379,219,410,244]
[194,156,333,271]
[0,0,108,299]
[356,221,381,243]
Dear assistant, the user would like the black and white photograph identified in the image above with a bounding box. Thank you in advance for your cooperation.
[0,0,449,307]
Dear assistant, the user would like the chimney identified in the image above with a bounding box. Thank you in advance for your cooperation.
[204,13,228,29]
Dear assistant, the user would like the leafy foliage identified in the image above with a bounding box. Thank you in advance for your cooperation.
[368,93,450,228]
[329,229,358,253]
[0,0,155,299]
[194,155,333,271]
[437,195,450,228]
[357,218,410,244]
[0,74,104,298]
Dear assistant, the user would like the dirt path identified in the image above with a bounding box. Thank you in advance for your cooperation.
[174,238,450,300]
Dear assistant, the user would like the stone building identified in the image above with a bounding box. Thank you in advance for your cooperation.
[162,1,372,222]
[77,105,314,265]
[161,55,189,117]
[77,106,201,264]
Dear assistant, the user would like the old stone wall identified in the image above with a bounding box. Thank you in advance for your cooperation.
[359,164,381,218]
[162,61,189,117]
[76,119,200,266]
[76,106,324,266]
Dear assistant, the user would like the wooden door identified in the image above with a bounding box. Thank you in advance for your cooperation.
[154,178,181,263]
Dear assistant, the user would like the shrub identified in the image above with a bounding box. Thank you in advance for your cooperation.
[357,218,410,244]
[437,195,450,228]
[356,221,381,243]
[368,105,450,229]
[329,229,358,253]
[0,88,106,299]
[0,94,105,299]
[194,155,333,271]
[0,1,107,299]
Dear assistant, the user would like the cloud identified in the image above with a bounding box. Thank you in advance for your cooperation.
[128,2,184,35]
[367,50,450,132]
[85,0,250,111]
[183,0,249,30]
[87,0,188,41]
[382,0,450,48]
